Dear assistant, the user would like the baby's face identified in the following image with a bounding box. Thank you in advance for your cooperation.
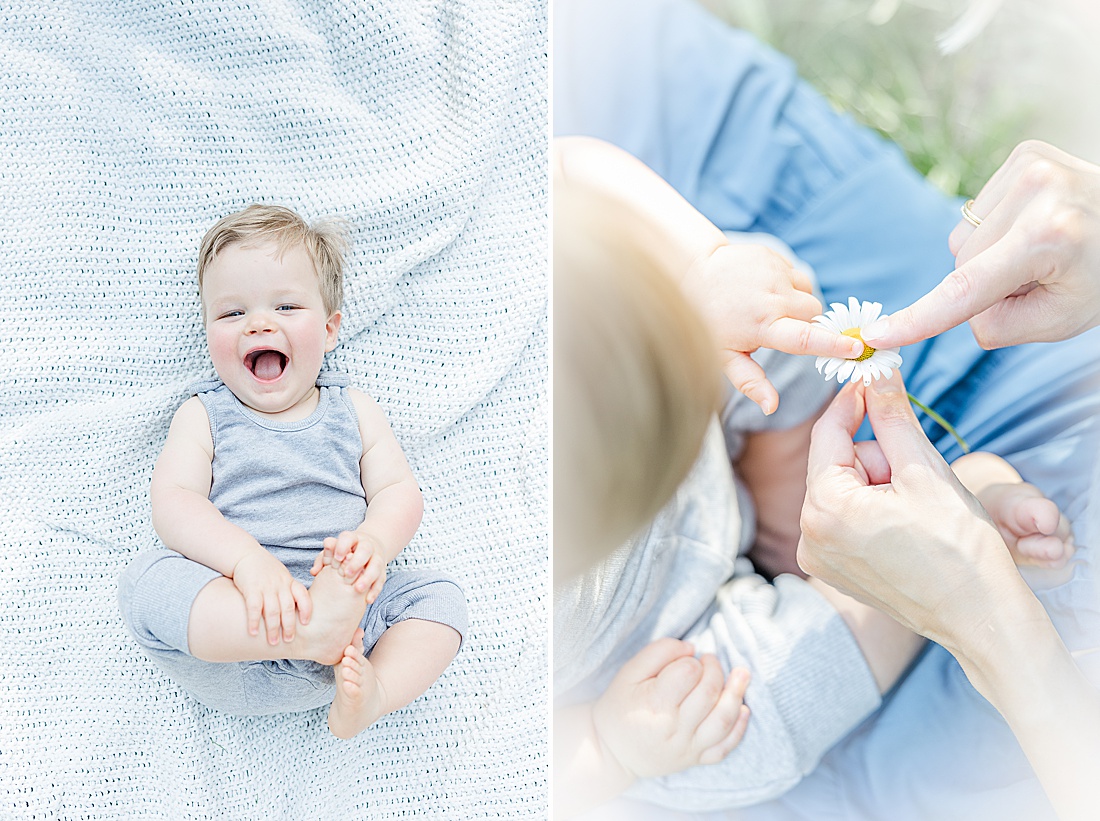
[202,241,340,418]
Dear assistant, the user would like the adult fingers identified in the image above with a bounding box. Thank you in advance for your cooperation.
[865,224,1038,350]
[722,352,779,416]
[854,439,892,486]
[765,316,864,360]
[949,140,1062,255]
[806,382,866,481]
[863,372,949,477]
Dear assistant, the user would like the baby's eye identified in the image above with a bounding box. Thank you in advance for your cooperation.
[218,310,244,319]
[276,305,299,312]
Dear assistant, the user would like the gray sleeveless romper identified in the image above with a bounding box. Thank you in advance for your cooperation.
[118,373,467,715]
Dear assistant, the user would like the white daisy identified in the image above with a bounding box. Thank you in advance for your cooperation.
[813,297,904,386]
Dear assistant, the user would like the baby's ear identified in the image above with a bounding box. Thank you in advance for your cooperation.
[325,311,342,351]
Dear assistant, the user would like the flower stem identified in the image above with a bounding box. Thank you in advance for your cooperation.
[907,392,970,453]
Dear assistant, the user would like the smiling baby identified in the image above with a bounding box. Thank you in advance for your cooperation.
[118,204,466,738]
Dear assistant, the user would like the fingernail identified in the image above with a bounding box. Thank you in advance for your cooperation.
[761,399,775,416]
[862,318,888,343]
[847,339,865,358]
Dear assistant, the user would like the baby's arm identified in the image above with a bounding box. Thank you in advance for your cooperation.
[950,451,1075,569]
[554,639,751,819]
[554,136,862,414]
[309,388,424,601]
[150,397,312,644]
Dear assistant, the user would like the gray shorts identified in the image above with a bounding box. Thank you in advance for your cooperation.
[118,547,467,715]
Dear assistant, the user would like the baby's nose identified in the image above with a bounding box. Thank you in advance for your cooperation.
[245,312,276,333]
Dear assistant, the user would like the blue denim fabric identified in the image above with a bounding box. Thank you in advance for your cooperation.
[556,0,1100,817]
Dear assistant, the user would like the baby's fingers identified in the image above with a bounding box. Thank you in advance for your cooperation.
[677,653,727,729]
[278,588,297,643]
[361,565,387,604]
[723,352,779,416]
[697,704,751,766]
[687,663,748,746]
[244,592,263,637]
[262,591,283,645]
[292,580,313,626]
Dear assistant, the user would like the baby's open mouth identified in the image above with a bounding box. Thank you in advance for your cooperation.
[245,349,288,380]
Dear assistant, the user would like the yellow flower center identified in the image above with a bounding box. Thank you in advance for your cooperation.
[842,327,876,362]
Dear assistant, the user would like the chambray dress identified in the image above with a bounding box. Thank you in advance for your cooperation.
[556,0,1100,818]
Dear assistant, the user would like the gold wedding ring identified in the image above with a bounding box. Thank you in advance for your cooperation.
[961,198,983,227]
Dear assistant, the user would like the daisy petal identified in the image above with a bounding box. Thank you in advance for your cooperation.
[865,302,883,326]
[848,297,862,325]
[837,360,856,383]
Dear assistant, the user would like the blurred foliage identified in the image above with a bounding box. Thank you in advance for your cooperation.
[701,0,1035,196]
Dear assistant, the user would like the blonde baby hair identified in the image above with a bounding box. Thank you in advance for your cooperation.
[554,185,723,580]
[196,203,350,316]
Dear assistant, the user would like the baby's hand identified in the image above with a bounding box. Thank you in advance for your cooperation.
[231,550,312,645]
[310,530,387,603]
[591,638,751,780]
[978,482,1075,568]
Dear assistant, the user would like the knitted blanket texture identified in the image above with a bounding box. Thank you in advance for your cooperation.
[0,2,547,818]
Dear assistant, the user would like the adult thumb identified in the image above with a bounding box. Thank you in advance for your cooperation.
[864,372,949,476]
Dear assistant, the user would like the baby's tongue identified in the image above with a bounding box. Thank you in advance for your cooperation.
[252,351,284,380]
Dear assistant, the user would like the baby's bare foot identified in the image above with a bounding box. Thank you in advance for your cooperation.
[296,566,368,665]
[981,483,1075,568]
[327,629,388,739]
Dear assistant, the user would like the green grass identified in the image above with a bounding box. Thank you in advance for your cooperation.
[701,0,1035,197]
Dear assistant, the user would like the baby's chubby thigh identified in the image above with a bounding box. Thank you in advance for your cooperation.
[117,546,336,716]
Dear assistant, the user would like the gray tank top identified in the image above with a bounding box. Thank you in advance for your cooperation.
[193,372,367,556]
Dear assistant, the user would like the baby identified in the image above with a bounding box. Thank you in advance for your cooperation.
[119,204,466,738]
[553,138,1074,816]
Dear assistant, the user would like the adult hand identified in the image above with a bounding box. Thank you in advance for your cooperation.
[682,243,863,415]
[796,371,1026,647]
[861,141,1100,349]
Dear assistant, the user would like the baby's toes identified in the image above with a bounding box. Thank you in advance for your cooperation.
[1016,533,1072,566]
[1012,496,1061,537]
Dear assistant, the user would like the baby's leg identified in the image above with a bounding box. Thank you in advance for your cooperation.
[327,619,462,739]
[326,569,467,739]
[187,563,369,666]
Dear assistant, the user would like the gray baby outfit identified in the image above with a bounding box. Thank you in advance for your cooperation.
[119,372,467,716]
[555,237,882,811]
